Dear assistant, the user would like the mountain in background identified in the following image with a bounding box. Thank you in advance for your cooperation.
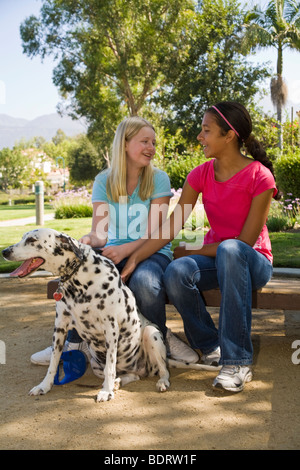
[0,113,87,149]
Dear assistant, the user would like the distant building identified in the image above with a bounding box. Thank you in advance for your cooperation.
[22,148,69,191]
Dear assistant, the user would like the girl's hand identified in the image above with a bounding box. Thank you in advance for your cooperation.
[101,245,127,265]
[79,232,106,248]
[120,256,138,282]
[173,242,188,259]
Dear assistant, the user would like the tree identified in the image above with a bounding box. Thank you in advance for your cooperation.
[68,135,105,185]
[156,0,270,141]
[0,148,30,191]
[20,0,196,150]
[245,0,300,148]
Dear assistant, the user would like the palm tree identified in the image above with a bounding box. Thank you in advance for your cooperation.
[245,0,300,149]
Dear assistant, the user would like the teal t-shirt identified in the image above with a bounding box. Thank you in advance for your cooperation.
[91,168,173,260]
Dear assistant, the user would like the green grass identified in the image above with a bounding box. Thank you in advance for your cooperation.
[0,204,54,221]
[1,206,299,273]
[0,217,93,273]
[269,232,300,268]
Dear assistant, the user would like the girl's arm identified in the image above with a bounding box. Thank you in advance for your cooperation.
[79,201,109,247]
[173,188,274,259]
[101,195,171,264]
[121,181,199,280]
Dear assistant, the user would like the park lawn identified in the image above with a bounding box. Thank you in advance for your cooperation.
[0,217,93,273]
[0,204,53,221]
[269,232,300,268]
[0,214,299,272]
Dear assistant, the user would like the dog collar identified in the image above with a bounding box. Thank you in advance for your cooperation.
[54,258,83,302]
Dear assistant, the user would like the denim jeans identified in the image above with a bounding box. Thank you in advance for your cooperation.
[163,239,273,365]
[67,252,171,342]
[116,253,171,337]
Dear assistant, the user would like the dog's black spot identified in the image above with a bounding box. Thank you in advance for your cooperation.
[53,246,64,256]
[82,320,91,329]
[24,237,37,245]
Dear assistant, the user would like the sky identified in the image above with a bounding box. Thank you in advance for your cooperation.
[0,0,299,121]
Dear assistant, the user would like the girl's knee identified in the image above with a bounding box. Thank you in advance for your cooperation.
[164,257,196,288]
[217,239,243,259]
[216,239,247,273]
[164,258,184,284]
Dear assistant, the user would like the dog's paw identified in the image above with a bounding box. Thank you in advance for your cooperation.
[156,378,170,393]
[29,382,51,396]
[96,390,114,402]
[114,378,122,391]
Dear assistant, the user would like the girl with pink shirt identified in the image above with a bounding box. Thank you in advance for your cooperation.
[122,102,278,392]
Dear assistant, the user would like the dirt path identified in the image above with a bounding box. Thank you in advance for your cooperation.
[0,276,299,450]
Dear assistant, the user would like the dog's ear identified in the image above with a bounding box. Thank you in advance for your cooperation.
[58,234,84,261]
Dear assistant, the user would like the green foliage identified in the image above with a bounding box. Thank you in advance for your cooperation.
[159,0,270,140]
[0,147,30,191]
[163,152,206,189]
[52,188,93,218]
[20,0,196,149]
[267,216,293,232]
[275,149,300,198]
[68,135,105,185]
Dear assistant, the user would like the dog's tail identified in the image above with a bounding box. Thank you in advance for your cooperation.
[167,358,221,371]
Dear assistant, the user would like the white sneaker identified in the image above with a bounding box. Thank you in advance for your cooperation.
[200,346,221,369]
[166,329,199,363]
[30,341,91,365]
[213,365,253,392]
[31,346,53,365]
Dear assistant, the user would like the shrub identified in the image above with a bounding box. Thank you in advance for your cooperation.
[164,152,206,189]
[53,188,92,219]
[275,149,300,199]
[266,216,293,232]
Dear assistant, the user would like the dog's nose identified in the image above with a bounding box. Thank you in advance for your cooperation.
[2,247,12,258]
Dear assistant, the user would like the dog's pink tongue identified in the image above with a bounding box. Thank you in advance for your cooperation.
[10,258,44,277]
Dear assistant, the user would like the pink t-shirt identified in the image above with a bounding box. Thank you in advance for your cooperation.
[187,159,277,263]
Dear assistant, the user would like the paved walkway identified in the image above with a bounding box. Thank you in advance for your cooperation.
[0,213,55,227]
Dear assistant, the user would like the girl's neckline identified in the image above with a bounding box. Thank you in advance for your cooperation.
[212,158,256,183]
[127,177,140,197]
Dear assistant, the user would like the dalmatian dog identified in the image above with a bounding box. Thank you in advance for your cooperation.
[2,228,213,402]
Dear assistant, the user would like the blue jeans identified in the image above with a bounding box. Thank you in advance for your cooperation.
[117,253,171,337]
[163,239,273,365]
[67,253,171,342]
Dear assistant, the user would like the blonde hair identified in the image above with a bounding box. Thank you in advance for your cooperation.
[107,116,155,202]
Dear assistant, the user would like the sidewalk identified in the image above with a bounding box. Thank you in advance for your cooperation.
[0,213,55,227]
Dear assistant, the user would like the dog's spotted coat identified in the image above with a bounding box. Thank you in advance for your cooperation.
[3,228,171,402]
[3,228,214,402]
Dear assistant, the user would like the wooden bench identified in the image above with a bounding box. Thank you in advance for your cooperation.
[47,277,300,311]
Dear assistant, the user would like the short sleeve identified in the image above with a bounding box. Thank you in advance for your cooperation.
[187,161,211,193]
[91,170,109,203]
[151,169,173,200]
[252,164,278,198]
